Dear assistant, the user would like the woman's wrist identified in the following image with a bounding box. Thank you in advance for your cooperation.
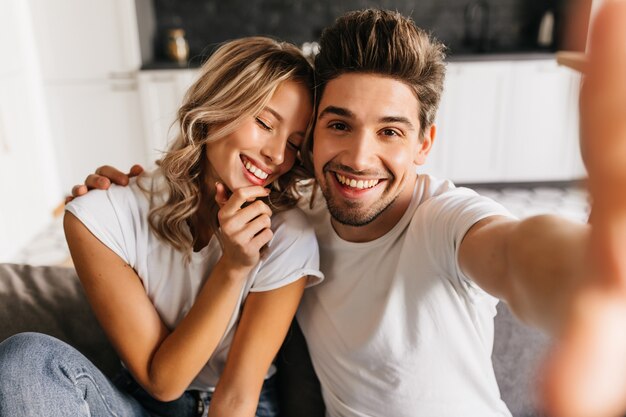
[215,256,255,281]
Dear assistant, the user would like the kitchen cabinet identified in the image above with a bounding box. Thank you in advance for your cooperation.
[27,0,147,190]
[504,61,583,181]
[27,0,141,81]
[138,69,199,164]
[0,72,60,261]
[426,58,584,184]
[45,80,147,189]
[137,59,583,185]
[0,0,61,261]
[427,61,511,182]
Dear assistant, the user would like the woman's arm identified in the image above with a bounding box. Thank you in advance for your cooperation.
[65,212,250,401]
[64,185,274,402]
[208,277,308,417]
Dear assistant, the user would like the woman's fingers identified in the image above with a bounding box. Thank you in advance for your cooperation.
[216,185,270,219]
[249,228,274,252]
[214,183,274,267]
[215,182,229,208]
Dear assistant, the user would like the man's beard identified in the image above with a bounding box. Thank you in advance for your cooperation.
[321,182,399,227]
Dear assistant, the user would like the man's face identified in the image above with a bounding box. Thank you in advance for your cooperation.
[313,73,434,237]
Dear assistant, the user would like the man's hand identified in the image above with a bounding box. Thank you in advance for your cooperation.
[65,164,144,203]
[541,2,626,416]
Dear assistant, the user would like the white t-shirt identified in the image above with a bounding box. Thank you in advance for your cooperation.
[297,174,515,417]
[65,175,324,391]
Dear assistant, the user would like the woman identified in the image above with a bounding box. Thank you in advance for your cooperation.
[0,37,322,417]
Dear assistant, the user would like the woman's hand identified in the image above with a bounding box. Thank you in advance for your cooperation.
[215,182,273,271]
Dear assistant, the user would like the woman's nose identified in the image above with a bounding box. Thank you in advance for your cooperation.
[261,137,286,165]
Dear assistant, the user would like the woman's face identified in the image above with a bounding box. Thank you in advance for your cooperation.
[206,80,312,192]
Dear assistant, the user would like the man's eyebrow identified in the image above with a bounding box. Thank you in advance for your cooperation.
[319,106,416,131]
[318,106,355,119]
[379,116,416,131]
[264,106,283,122]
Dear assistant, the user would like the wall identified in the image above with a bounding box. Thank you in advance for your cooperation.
[150,0,568,63]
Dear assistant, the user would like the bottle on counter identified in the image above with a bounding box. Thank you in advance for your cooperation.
[166,28,189,64]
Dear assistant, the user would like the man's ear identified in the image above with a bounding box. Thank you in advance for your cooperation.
[414,124,436,165]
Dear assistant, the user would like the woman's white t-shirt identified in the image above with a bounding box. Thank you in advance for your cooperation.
[66,176,323,391]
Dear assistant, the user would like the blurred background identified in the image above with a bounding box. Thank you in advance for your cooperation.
[0,0,596,263]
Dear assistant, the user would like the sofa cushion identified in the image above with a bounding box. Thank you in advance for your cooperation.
[0,263,119,377]
[493,302,550,417]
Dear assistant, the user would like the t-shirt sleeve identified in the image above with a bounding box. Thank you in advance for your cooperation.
[250,208,324,292]
[418,187,515,298]
[64,185,139,267]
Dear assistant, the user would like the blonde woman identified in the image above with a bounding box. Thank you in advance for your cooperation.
[0,37,322,417]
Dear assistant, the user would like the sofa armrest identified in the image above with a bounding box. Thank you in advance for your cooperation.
[0,263,120,377]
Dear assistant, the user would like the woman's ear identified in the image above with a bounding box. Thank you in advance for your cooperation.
[414,124,436,165]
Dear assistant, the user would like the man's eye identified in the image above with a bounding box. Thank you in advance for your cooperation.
[329,122,348,131]
[256,117,272,131]
[381,129,399,136]
[287,141,300,150]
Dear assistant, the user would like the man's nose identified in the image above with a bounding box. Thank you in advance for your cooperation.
[341,131,376,171]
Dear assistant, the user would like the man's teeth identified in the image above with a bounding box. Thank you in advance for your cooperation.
[245,161,269,180]
[336,173,379,189]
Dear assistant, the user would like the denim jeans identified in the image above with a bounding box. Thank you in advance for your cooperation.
[0,332,279,417]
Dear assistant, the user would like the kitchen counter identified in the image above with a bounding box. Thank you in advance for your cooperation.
[141,51,557,71]
[446,51,556,62]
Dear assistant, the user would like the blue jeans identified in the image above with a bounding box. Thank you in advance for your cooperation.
[0,332,279,417]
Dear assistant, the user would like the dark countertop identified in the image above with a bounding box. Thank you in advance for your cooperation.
[141,51,557,71]
[447,51,555,62]
[141,61,203,70]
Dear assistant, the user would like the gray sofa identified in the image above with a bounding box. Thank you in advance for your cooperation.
[0,263,549,416]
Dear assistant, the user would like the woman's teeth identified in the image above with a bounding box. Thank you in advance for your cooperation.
[336,173,379,190]
[245,161,269,180]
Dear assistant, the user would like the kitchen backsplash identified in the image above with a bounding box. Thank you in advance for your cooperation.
[150,0,568,63]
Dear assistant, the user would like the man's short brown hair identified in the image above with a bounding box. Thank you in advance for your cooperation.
[314,9,447,136]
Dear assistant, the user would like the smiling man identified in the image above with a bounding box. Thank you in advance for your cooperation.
[72,5,626,417]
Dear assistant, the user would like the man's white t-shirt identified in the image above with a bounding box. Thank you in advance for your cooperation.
[65,175,324,391]
[297,174,515,417]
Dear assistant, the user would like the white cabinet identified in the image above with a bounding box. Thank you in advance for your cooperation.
[0,0,61,261]
[429,62,510,182]
[27,0,147,190]
[27,0,141,81]
[0,72,60,261]
[45,80,147,189]
[504,61,583,181]
[138,69,199,163]
[429,58,584,184]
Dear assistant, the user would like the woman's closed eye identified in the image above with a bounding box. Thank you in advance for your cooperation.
[256,117,273,131]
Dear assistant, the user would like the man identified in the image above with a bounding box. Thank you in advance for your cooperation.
[72,3,626,417]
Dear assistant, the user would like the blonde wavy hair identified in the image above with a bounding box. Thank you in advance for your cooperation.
[144,37,315,256]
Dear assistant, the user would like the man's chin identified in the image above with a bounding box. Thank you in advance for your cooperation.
[326,199,393,227]
[328,208,379,227]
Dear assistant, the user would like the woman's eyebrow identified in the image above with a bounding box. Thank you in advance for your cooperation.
[263,106,283,122]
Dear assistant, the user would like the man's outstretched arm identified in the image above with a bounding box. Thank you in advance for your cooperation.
[462,1,626,416]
